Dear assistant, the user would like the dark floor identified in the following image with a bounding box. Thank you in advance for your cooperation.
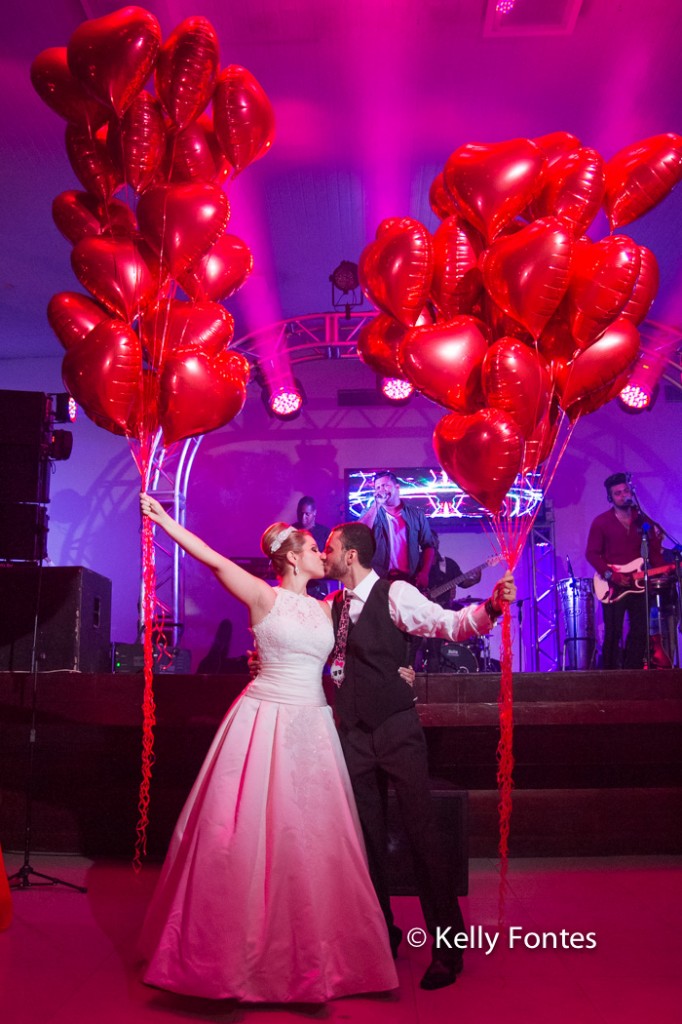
[1,852,680,1024]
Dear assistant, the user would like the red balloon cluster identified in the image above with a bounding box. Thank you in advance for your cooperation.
[32,6,275,445]
[358,131,682,513]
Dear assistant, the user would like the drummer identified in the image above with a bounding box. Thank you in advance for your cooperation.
[420,532,482,670]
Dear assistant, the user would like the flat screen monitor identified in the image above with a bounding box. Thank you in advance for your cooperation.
[345,467,544,528]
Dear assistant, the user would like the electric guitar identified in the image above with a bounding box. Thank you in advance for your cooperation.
[593,558,676,604]
[427,555,503,602]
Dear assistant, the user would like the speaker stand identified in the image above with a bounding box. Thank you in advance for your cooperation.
[8,559,87,894]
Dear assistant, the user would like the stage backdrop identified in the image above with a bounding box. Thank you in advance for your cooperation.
[1,355,680,671]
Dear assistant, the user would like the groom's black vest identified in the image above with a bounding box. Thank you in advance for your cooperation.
[332,579,414,729]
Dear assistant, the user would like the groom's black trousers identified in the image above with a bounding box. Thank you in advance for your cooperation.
[338,706,465,945]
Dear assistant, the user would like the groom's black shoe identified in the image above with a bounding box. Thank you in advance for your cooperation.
[419,952,463,990]
[389,925,403,958]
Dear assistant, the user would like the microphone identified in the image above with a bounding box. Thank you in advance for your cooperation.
[566,556,576,579]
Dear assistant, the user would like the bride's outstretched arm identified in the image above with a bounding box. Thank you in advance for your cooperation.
[140,493,274,618]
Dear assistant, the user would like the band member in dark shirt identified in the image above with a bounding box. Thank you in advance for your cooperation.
[586,473,664,669]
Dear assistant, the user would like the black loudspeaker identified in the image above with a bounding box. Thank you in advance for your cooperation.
[0,445,50,504]
[0,566,112,672]
[0,390,51,444]
[0,504,49,561]
[388,789,469,897]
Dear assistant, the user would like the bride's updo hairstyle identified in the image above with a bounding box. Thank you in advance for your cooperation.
[261,522,307,577]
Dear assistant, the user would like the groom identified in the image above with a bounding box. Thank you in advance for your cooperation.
[322,521,515,991]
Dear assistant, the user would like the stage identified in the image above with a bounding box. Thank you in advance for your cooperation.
[1,668,680,860]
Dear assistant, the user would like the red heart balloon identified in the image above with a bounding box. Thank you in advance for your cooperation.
[107,90,166,194]
[558,318,640,415]
[568,235,641,348]
[481,338,551,439]
[139,299,234,367]
[71,236,160,320]
[537,302,578,364]
[155,17,219,129]
[532,131,582,168]
[159,350,250,445]
[429,172,460,220]
[177,233,253,302]
[359,218,434,327]
[604,132,682,230]
[62,318,143,434]
[30,47,108,128]
[481,216,574,339]
[67,7,162,117]
[520,399,561,475]
[167,117,227,183]
[65,124,122,201]
[433,408,524,514]
[532,147,605,236]
[399,316,489,412]
[357,314,407,378]
[431,216,484,318]
[48,291,110,350]
[619,246,659,325]
[52,190,137,244]
[443,138,545,241]
[213,65,275,174]
[137,182,230,279]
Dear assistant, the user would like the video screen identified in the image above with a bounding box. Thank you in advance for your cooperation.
[345,467,544,528]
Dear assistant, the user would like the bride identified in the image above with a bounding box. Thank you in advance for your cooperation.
[138,493,399,1003]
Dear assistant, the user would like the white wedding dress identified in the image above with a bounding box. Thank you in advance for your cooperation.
[141,587,397,1003]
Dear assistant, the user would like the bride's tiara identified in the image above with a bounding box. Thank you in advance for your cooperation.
[270,525,295,554]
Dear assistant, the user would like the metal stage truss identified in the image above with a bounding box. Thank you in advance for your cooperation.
[139,314,682,656]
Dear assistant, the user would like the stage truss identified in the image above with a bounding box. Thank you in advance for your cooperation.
[142,314,682,656]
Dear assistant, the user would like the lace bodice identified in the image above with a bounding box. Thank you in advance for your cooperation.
[245,588,334,706]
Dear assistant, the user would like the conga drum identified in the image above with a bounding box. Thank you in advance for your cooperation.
[558,577,596,670]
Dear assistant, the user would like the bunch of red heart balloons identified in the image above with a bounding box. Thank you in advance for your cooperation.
[32,6,276,446]
[358,131,682,514]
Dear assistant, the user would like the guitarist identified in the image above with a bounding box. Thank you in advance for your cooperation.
[586,472,664,669]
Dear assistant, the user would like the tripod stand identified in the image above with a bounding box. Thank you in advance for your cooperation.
[9,561,87,893]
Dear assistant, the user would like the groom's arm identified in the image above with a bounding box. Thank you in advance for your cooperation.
[387,573,514,642]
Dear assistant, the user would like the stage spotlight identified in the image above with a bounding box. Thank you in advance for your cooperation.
[52,392,77,423]
[49,428,73,461]
[265,381,305,420]
[380,377,414,403]
[330,260,363,318]
[618,353,663,413]
[619,381,658,412]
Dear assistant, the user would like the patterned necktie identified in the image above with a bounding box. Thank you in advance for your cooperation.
[330,590,352,686]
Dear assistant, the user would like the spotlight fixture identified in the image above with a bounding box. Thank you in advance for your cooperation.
[380,377,414,403]
[618,352,664,413]
[330,260,363,318]
[265,381,305,420]
[618,382,658,412]
[52,392,77,423]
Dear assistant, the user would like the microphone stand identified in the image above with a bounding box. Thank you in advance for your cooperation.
[640,525,652,670]
[517,598,524,673]
[631,485,680,669]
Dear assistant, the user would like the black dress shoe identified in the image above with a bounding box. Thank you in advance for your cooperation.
[419,954,463,990]
[389,925,403,958]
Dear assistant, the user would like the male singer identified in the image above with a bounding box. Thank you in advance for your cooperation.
[586,473,664,669]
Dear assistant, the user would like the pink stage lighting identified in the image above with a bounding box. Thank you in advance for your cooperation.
[268,384,304,419]
[619,381,655,411]
[380,377,414,402]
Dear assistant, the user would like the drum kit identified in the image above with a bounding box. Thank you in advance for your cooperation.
[418,595,501,674]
